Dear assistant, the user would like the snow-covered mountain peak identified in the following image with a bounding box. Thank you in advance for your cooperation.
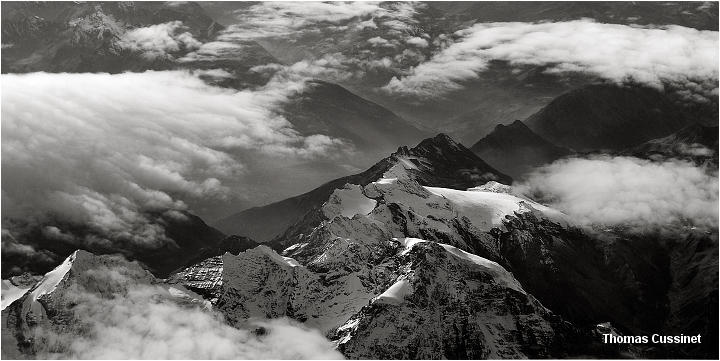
[395,237,526,294]
[469,180,513,193]
[379,133,513,190]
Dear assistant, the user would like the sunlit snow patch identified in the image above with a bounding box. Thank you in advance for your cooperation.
[255,245,302,268]
[283,242,308,254]
[1,280,31,310]
[29,250,76,301]
[374,277,413,305]
[467,181,512,194]
[425,186,566,230]
[323,184,377,219]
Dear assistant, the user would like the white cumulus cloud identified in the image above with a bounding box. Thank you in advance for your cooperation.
[517,156,718,232]
[405,36,429,48]
[118,21,202,59]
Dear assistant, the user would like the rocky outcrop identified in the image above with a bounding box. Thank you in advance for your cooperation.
[334,241,578,359]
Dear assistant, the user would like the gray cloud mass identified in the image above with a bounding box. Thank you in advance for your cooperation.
[1,71,348,250]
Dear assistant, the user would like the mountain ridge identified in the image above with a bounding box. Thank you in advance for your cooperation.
[215,133,511,242]
[525,83,702,151]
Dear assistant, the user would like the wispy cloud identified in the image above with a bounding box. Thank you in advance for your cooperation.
[384,20,719,98]
[212,1,430,79]
[219,1,383,40]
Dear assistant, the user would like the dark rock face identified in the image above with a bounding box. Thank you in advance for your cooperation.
[334,242,578,359]
[168,255,224,302]
[661,232,719,359]
[525,84,702,151]
[489,213,666,332]
[489,212,718,359]
[405,133,513,189]
[470,120,571,179]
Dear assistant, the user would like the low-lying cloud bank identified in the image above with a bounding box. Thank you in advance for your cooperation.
[384,20,719,98]
[517,156,718,231]
[31,268,342,359]
[1,71,346,254]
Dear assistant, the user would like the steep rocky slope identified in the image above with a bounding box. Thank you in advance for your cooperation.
[281,80,427,158]
[525,84,703,151]
[470,120,571,179]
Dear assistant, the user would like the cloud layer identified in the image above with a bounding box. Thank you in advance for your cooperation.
[214,1,431,80]
[1,71,346,251]
[517,156,718,231]
[220,1,384,40]
[384,20,719,98]
[32,267,342,359]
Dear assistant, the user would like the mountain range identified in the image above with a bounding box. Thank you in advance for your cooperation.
[524,83,709,151]
[1,2,718,359]
[4,131,717,359]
